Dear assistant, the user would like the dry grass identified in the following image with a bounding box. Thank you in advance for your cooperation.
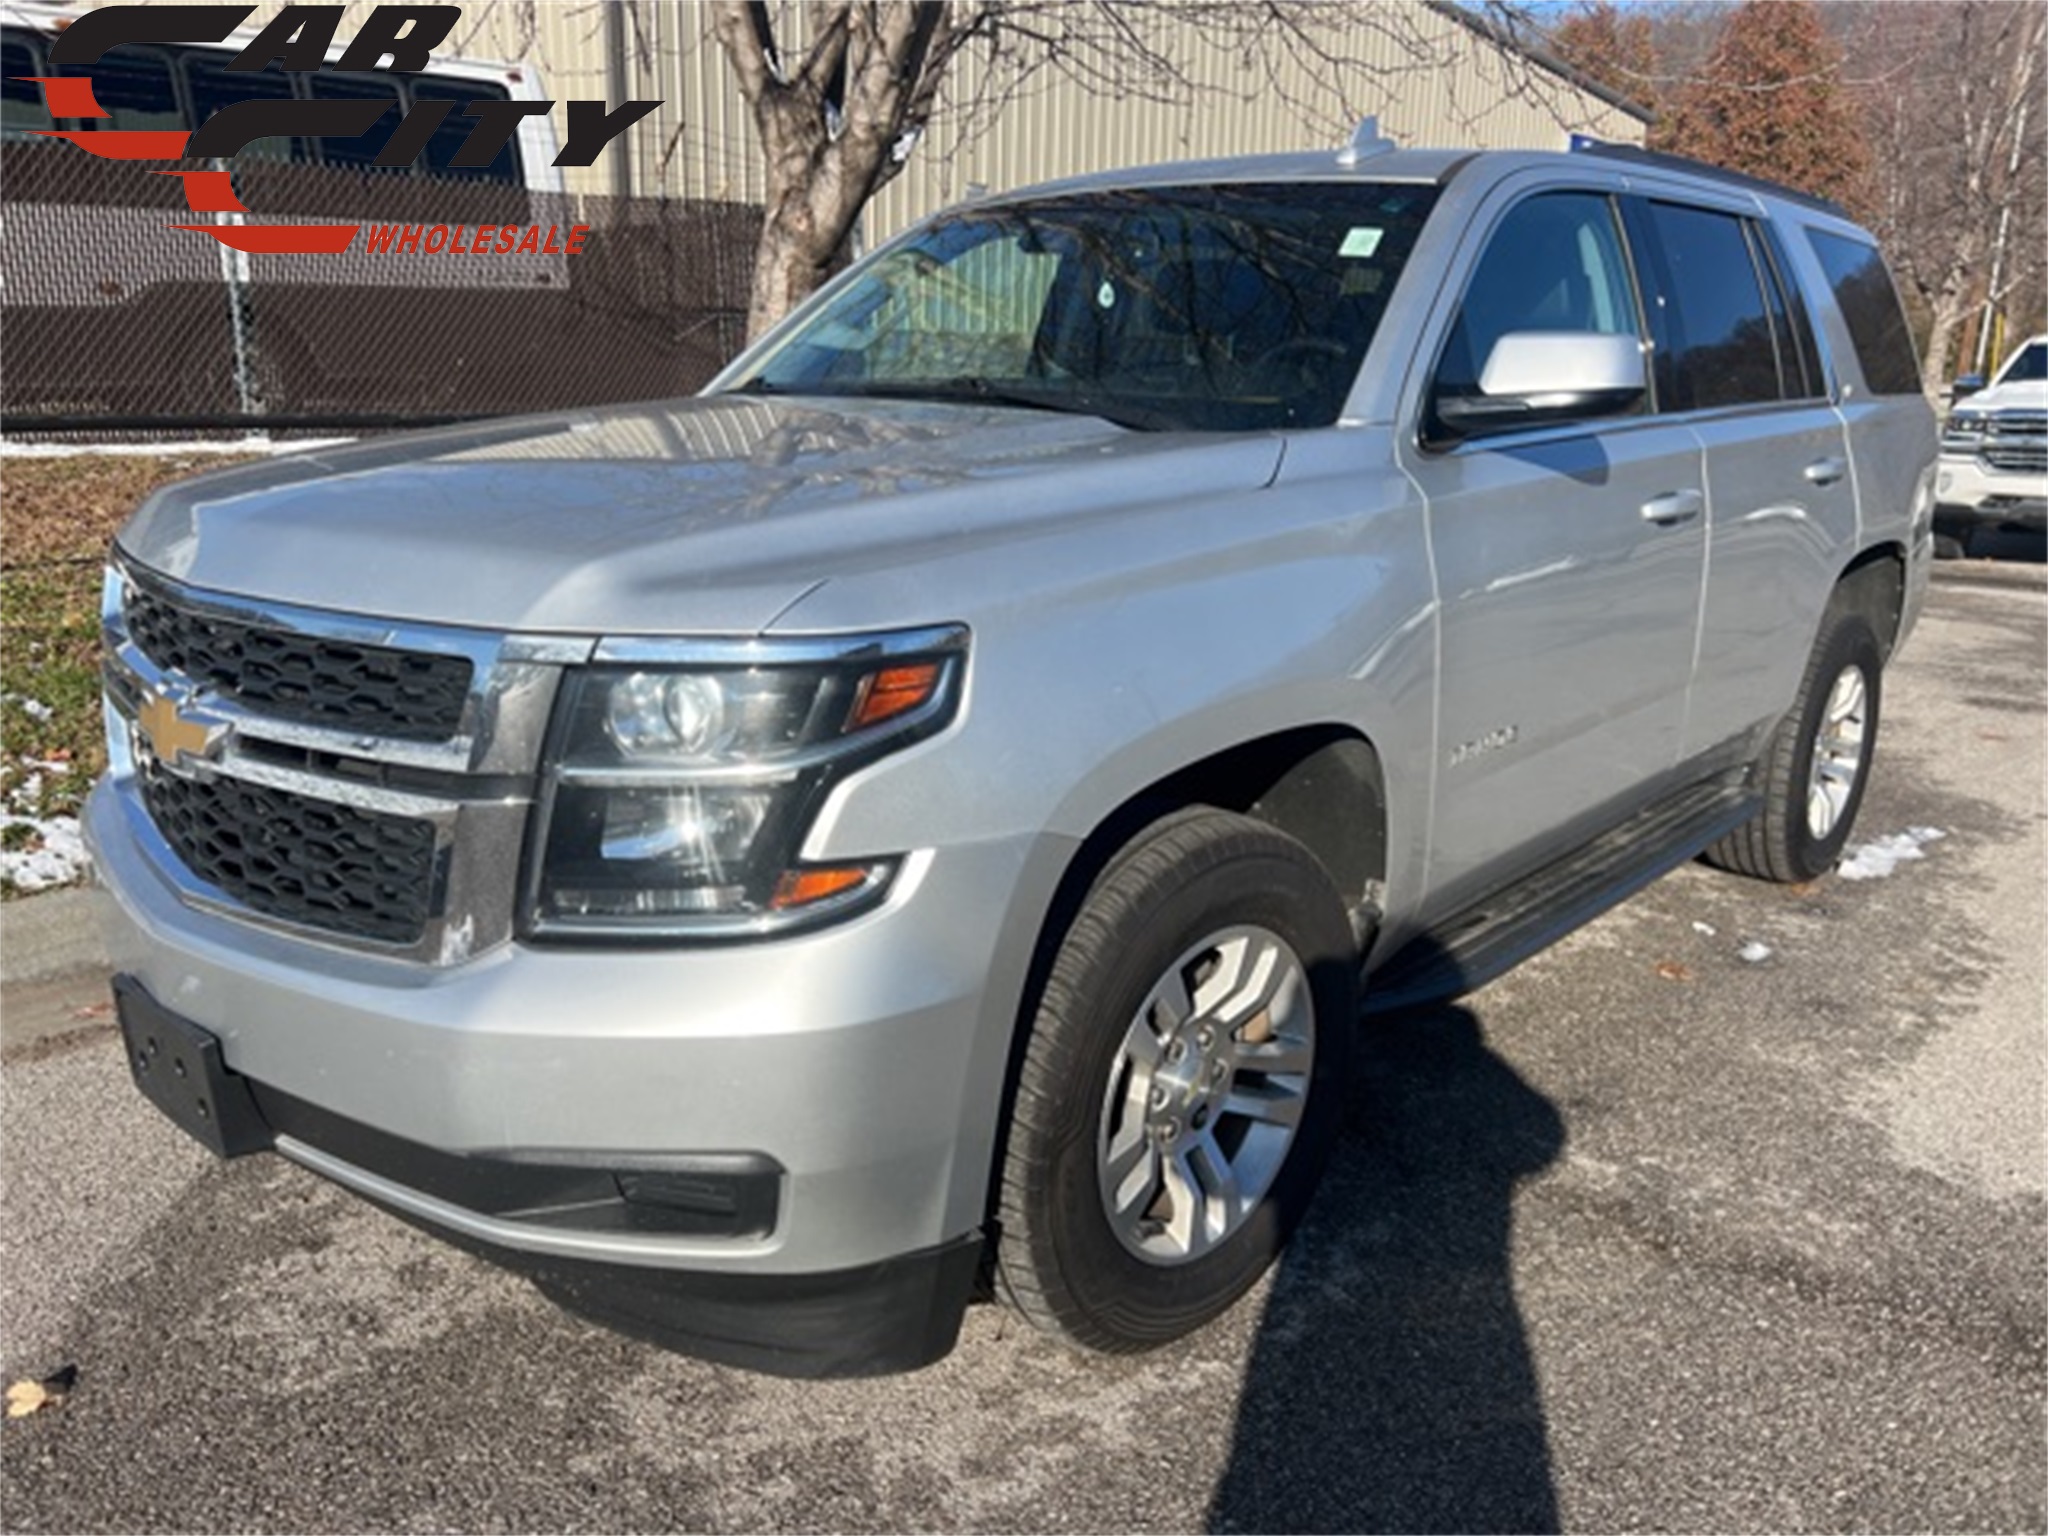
[1,455,249,893]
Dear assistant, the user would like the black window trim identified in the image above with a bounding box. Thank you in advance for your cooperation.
[1737,219,1795,402]
[1750,218,1831,402]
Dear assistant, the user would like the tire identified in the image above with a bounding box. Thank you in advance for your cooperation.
[994,807,1357,1353]
[1703,613,1883,883]
[1933,531,1969,560]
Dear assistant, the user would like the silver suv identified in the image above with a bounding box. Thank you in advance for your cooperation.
[90,138,1936,1377]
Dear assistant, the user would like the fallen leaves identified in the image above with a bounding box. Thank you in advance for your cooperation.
[1654,960,1694,982]
[5,1364,78,1420]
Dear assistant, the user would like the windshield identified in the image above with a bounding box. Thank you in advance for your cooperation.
[726,183,1440,433]
[1997,341,2046,385]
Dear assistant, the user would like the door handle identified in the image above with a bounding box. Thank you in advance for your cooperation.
[1640,489,1703,526]
[1804,456,1848,487]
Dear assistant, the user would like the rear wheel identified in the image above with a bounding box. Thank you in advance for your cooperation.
[1704,613,1882,883]
[994,808,1356,1353]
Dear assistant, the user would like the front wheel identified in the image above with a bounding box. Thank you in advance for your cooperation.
[1704,613,1883,883]
[994,808,1356,1353]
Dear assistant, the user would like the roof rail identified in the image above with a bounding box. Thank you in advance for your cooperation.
[1570,140,1849,220]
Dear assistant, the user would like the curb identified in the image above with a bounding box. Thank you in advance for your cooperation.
[1931,560,2048,594]
[0,886,111,986]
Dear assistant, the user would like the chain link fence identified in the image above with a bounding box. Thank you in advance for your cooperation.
[2,138,760,436]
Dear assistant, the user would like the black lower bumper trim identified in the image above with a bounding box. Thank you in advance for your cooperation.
[1935,499,2048,536]
[522,1235,985,1379]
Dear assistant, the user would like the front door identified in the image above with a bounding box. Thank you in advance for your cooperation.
[1396,188,1707,916]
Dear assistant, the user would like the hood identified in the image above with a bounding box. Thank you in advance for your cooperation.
[1962,378,2048,412]
[118,396,1285,635]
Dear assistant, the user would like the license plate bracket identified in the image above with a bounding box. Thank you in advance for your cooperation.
[113,976,270,1159]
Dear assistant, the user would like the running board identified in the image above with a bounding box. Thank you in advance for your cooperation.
[1363,776,1761,1014]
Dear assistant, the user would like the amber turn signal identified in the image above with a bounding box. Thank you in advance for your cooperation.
[846,662,942,732]
[770,866,873,911]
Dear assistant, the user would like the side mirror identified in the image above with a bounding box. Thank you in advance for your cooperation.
[1951,374,1985,402]
[1436,331,1646,438]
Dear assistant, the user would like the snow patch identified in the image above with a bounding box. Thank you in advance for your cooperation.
[1,815,89,892]
[1,436,355,459]
[1837,826,1947,881]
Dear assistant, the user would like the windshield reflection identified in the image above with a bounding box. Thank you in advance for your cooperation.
[727,183,1440,433]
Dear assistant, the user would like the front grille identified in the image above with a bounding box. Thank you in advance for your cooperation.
[1984,411,2048,475]
[1984,443,2047,473]
[140,765,439,945]
[125,580,474,741]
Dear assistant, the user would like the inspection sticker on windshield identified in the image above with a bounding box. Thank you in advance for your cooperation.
[1339,227,1385,258]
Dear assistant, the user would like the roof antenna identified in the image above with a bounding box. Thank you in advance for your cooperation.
[1336,116,1397,167]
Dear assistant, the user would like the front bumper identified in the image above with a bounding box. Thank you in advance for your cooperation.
[1934,454,2048,523]
[88,776,1063,1374]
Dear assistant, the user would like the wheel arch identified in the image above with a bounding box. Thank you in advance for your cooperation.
[1053,726,1390,950]
[983,727,1383,1303]
[1831,542,1908,659]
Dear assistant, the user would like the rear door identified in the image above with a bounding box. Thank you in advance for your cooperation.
[1621,193,1861,759]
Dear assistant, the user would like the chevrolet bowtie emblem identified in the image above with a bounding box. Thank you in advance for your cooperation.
[137,688,229,769]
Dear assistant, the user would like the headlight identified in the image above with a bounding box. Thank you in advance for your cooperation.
[1942,413,1986,452]
[524,626,966,939]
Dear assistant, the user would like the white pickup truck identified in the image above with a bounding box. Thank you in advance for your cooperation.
[1937,335,2047,556]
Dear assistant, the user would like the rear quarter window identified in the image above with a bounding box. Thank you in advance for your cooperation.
[1805,230,1921,395]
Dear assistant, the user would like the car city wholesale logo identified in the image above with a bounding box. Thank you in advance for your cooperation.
[19,3,658,255]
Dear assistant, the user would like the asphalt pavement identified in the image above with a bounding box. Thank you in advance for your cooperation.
[2,563,2041,1533]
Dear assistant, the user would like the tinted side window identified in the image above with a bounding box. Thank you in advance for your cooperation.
[2003,342,2047,383]
[1805,230,1921,395]
[1641,201,1780,411]
[183,51,302,161]
[2,31,47,139]
[411,77,520,184]
[1431,191,1643,428]
[59,45,183,133]
[308,73,402,171]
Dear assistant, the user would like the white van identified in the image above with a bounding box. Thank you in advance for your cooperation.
[0,1,567,423]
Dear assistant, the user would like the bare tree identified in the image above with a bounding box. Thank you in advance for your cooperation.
[1841,1,2045,390]
[709,1,1609,338]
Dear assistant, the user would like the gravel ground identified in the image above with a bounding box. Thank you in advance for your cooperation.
[1,564,2040,1533]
